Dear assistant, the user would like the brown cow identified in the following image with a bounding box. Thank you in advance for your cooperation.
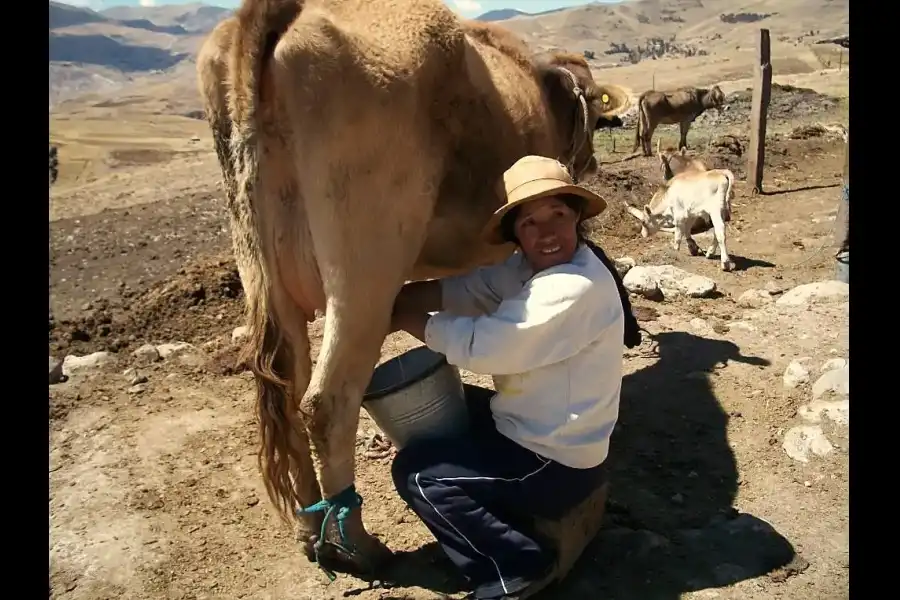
[633,85,727,156]
[197,0,631,577]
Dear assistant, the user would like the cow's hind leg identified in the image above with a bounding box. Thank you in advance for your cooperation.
[679,121,691,150]
[642,122,658,156]
[709,210,735,271]
[297,161,435,575]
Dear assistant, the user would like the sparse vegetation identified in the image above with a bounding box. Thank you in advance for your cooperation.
[719,12,775,24]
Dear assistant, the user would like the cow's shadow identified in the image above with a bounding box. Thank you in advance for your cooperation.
[362,332,797,600]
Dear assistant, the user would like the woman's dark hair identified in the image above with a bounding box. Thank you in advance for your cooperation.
[499,194,642,349]
[499,194,589,245]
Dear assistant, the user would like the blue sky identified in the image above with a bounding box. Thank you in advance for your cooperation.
[59,0,621,18]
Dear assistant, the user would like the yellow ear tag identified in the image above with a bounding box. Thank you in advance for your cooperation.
[601,93,610,104]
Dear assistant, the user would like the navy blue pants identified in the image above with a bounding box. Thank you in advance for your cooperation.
[391,385,609,599]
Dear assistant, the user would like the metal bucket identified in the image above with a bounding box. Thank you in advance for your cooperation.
[835,251,849,283]
[362,346,470,450]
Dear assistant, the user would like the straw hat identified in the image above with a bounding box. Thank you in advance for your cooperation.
[483,155,607,245]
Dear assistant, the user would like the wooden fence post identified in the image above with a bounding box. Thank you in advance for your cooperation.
[747,28,772,194]
[834,130,849,282]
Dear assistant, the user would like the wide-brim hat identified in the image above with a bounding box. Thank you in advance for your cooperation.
[483,155,607,245]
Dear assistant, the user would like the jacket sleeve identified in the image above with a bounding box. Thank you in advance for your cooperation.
[439,263,509,317]
[425,266,619,375]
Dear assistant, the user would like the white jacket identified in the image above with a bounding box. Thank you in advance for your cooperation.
[424,243,624,469]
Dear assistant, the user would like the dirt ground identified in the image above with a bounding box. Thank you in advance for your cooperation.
[49,84,849,600]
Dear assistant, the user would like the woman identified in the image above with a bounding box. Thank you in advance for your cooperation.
[389,155,634,600]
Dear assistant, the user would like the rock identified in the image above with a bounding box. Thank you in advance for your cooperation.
[737,289,773,308]
[678,275,718,298]
[622,266,660,298]
[782,357,812,389]
[157,342,195,360]
[123,367,148,386]
[62,351,114,376]
[157,342,207,367]
[812,366,849,400]
[775,280,849,307]
[613,256,636,277]
[821,358,848,373]
[128,383,148,395]
[231,326,250,344]
[764,281,786,295]
[798,399,849,426]
[132,344,161,364]
[726,321,757,333]
[49,357,66,385]
[782,425,833,463]
[623,265,717,300]
[690,317,713,335]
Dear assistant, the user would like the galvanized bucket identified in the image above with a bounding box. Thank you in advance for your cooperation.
[362,346,471,450]
[835,251,849,283]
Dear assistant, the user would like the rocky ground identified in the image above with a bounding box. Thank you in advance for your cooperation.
[50,87,849,599]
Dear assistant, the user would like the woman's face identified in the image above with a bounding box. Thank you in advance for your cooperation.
[513,196,581,272]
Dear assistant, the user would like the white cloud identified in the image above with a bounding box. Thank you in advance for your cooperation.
[139,0,157,7]
[454,0,483,13]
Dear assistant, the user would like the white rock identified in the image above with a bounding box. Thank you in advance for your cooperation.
[812,366,849,400]
[690,317,713,335]
[775,280,849,307]
[727,321,757,333]
[736,289,773,308]
[782,425,834,463]
[821,358,848,374]
[622,267,660,298]
[132,343,160,364]
[679,275,718,298]
[798,399,849,426]
[783,357,812,389]
[156,342,195,360]
[623,265,717,300]
[613,256,636,277]
[232,326,250,344]
[62,351,114,376]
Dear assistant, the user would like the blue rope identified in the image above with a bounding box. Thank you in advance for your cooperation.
[297,484,364,582]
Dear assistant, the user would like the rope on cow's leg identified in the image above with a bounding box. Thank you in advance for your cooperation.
[297,484,365,582]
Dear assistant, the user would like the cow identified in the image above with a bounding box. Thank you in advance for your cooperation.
[657,139,707,182]
[197,0,632,578]
[632,85,727,156]
[656,140,715,234]
[625,169,736,271]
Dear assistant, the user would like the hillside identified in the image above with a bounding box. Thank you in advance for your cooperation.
[48,1,226,106]
[49,0,849,110]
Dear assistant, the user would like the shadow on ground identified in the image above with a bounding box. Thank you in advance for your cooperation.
[368,332,797,600]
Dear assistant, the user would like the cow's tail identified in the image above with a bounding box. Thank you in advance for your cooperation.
[632,93,647,153]
[226,0,308,524]
[720,169,735,222]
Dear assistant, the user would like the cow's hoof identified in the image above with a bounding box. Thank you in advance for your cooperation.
[310,507,395,578]
[722,260,736,272]
[297,513,325,562]
[688,243,701,257]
